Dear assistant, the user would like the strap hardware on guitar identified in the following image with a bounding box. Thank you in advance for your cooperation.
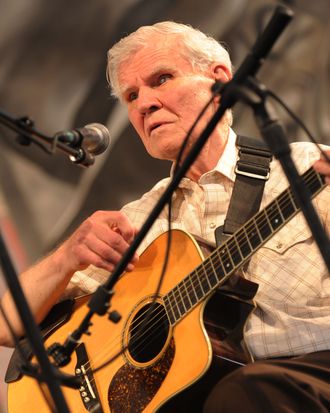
[235,135,272,180]
[215,135,272,247]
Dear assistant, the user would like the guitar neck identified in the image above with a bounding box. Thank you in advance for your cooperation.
[164,168,325,325]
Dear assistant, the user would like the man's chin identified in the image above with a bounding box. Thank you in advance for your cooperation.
[147,145,180,162]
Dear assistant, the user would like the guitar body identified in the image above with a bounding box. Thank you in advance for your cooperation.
[7,230,216,413]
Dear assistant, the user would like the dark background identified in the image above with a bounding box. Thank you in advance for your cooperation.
[0,0,329,410]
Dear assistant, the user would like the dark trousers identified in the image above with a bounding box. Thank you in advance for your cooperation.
[203,350,330,413]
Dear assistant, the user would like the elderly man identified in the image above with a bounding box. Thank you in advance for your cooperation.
[2,21,330,412]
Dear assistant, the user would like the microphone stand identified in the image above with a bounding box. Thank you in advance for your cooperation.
[49,5,296,365]
[0,112,97,412]
[0,231,73,413]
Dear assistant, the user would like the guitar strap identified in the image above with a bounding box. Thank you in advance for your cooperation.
[213,134,272,303]
[203,137,272,363]
[215,135,272,249]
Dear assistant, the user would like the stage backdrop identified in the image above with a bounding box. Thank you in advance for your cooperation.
[0,0,330,410]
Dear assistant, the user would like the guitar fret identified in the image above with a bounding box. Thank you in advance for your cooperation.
[257,212,272,240]
[211,251,226,280]
[306,170,323,193]
[182,278,193,310]
[264,207,272,229]
[163,294,176,325]
[197,263,205,299]
[168,291,180,321]
[243,226,253,252]
[260,210,273,240]
[214,249,227,278]
[206,257,219,287]
[200,262,212,293]
[177,281,189,312]
[169,291,180,322]
[187,275,198,306]
[233,234,244,260]
[283,191,298,218]
[254,217,264,241]
[266,202,283,230]
[173,286,185,317]
[229,237,243,265]
[275,198,285,221]
[289,191,299,209]
[237,228,252,258]
[246,219,262,249]
[315,172,325,187]
[218,244,234,274]
[193,272,205,300]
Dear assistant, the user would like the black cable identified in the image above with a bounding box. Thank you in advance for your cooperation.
[89,88,218,375]
[267,90,330,163]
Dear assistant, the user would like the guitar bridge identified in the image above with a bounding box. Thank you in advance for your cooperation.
[75,343,103,412]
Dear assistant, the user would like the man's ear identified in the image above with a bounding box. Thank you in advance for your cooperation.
[211,63,232,83]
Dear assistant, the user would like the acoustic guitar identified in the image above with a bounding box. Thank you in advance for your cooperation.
[6,166,325,412]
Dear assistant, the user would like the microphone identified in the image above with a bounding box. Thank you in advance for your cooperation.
[55,123,111,155]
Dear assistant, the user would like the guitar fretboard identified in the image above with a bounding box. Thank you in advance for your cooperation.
[163,167,325,325]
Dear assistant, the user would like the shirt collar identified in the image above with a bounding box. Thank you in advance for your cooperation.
[170,128,238,187]
[211,127,237,182]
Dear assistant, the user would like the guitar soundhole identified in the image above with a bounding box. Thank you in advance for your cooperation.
[128,302,170,364]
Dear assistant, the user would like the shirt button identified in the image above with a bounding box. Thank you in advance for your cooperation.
[209,222,216,229]
[276,242,283,249]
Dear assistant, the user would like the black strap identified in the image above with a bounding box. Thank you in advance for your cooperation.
[215,135,272,247]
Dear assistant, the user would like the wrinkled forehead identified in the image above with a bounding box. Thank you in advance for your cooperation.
[118,33,187,72]
[117,37,195,94]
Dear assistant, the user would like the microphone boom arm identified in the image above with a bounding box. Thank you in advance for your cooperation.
[0,110,104,167]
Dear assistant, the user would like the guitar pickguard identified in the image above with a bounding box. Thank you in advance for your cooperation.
[108,338,175,413]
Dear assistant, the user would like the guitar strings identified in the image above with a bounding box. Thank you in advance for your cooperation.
[77,168,323,376]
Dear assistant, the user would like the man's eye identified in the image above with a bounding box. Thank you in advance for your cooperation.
[128,91,138,102]
[158,74,172,85]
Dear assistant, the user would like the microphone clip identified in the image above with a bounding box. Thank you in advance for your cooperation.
[54,123,110,167]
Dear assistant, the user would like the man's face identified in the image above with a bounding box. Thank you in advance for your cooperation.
[117,37,228,162]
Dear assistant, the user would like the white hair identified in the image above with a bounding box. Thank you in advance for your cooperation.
[107,21,232,99]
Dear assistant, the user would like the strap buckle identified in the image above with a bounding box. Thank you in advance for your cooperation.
[235,164,270,180]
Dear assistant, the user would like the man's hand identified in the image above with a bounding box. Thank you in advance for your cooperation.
[314,150,330,185]
[54,210,139,275]
[0,211,139,346]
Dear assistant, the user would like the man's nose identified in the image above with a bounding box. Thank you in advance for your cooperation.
[136,87,162,115]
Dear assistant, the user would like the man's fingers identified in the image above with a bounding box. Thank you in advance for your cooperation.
[62,210,139,273]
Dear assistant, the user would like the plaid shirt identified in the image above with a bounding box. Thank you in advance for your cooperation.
[70,129,330,359]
